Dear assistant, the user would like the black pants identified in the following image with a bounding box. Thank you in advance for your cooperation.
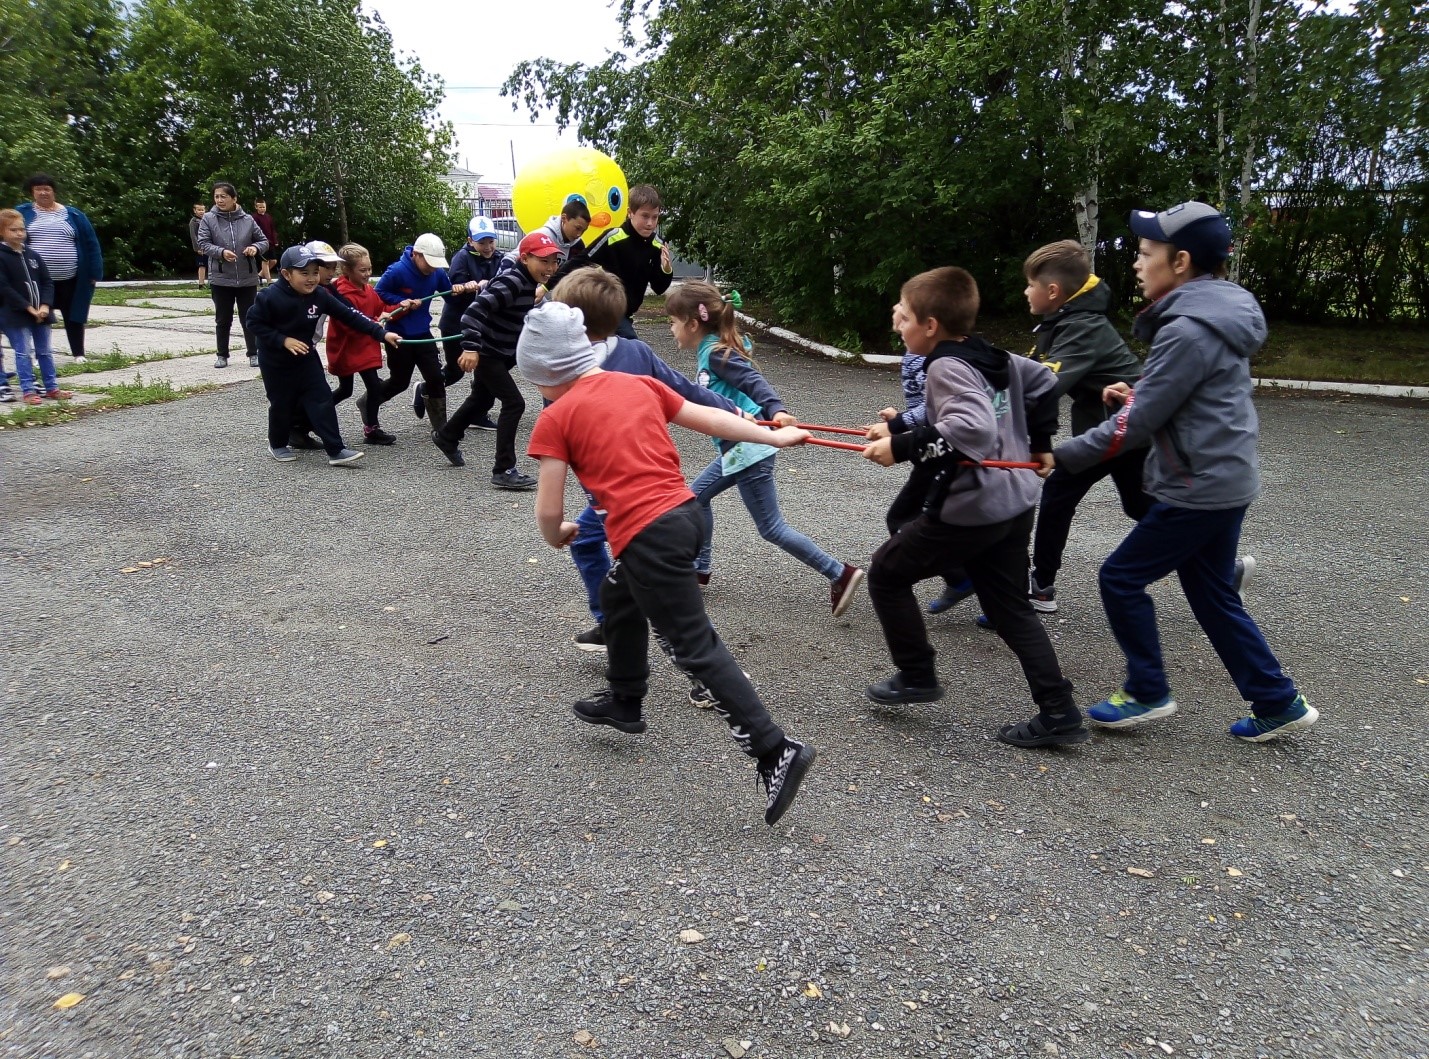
[602,501,785,758]
[375,344,444,411]
[332,368,384,425]
[441,355,523,473]
[1031,446,1152,587]
[867,509,1076,717]
[884,466,967,587]
[50,276,88,358]
[211,284,258,359]
[259,349,346,457]
[439,334,493,414]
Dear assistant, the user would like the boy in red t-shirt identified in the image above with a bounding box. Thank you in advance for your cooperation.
[520,301,817,826]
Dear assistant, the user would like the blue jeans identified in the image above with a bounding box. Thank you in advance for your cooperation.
[2,322,56,395]
[1099,502,1299,716]
[570,501,612,623]
[690,453,842,581]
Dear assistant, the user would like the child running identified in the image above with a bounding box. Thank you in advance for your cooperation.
[1053,203,1315,742]
[328,243,404,446]
[666,281,863,616]
[0,209,72,406]
[519,299,817,825]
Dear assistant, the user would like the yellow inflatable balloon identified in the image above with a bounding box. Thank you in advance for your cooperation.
[512,147,629,246]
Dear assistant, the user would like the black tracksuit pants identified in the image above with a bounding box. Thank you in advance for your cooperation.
[1031,446,1152,588]
[259,348,346,456]
[602,501,785,759]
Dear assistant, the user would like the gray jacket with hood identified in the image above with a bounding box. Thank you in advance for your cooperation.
[1054,275,1267,510]
[196,206,267,288]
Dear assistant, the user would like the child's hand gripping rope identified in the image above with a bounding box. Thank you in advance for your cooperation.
[755,420,1045,471]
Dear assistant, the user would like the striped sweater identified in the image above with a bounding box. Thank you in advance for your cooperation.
[460,261,539,363]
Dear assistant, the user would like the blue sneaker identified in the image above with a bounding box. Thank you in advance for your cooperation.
[1087,688,1177,729]
[1229,696,1318,742]
[927,579,975,614]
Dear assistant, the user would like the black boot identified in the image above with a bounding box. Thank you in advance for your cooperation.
[425,393,448,435]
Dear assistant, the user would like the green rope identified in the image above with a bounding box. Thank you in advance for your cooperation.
[392,334,462,345]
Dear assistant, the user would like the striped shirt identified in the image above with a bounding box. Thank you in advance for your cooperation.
[460,265,538,362]
[27,208,78,281]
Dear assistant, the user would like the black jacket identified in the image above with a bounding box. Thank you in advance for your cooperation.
[1030,276,1142,436]
[246,278,387,358]
[439,245,505,332]
[0,243,53,329]
[556,218,673,317]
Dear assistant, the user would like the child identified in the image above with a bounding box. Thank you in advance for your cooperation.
[1020,239,1151,611]
[503,196,591,270]
[555,184,673,338]
[371,233,479,433]
[247,244,402,466]
[519,299,816,826]
[418,216,506,426]
[435,231,561,489]
[0,209,72,406]
[666,281,863,617]
[328,243,403,446]
[864,308,976,616]
[252,198,280,285]
[188,203,208,286]
[861,266,1088,749]
[1053,203,1316,742]
[548,268,739,651]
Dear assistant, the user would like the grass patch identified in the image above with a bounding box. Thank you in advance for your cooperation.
[56,348,183,377]
[90,284,212,307]
[0,375,215,428]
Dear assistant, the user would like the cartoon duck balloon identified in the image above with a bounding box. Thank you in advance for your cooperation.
[512,147,629,246]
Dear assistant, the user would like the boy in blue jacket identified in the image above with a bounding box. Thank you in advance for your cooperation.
[371,233,479,433]
[1054,203,1315,742]
[248,245,403,466]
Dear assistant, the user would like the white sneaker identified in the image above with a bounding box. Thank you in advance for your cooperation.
[72,355,87,364]
[1232,555,1256,598]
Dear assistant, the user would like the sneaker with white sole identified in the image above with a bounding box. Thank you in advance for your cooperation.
[1029,577,1058,613]
[1229,695,1317,742]
[268,445,298,462]
[328,448,365,466]
[688,684,718,710]
[1232,555,1255,597]
[830,563,865,617]
[758,738,816,825]
[1087,688,1177,729]
[573,625,606,652]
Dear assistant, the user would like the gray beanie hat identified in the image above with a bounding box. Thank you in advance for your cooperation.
[516,301,597,387]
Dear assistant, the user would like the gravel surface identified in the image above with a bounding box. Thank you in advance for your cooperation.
[3,318,1426,1058]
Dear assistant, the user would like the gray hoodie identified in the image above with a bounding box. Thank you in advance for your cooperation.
[1055,275,1267,509]
[196,206,267,288]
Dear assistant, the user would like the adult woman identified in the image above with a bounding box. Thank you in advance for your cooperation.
[196,182,267,367]
[16,174,104,364]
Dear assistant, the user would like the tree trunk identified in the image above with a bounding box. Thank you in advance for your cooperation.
[1232,0,1263,284]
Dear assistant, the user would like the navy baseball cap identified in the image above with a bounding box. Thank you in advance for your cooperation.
[280,245,318,269]
[1129,202,1232,272]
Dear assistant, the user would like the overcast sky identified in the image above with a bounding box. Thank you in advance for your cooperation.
[363,0,640,184]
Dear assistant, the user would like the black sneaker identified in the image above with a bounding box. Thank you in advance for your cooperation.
[688,684,718,710]
[248,355,259,368]
[573,625,606,653]
[572,689,646,734]
[413,382,426,419]
[758,739,816,825]
[475,415,498,431]
[492,469,537,491]
[214,355,228,368]
[996,712,1091,748]
[432,430,465,467]
[866,672,944,705]
[289,431,322,450]
[364,425,396,446]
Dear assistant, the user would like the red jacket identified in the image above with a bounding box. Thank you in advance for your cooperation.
[326,277,397,375]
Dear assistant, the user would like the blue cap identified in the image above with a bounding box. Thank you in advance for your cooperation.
[1129,202,1232,272]
[468,216,499,243]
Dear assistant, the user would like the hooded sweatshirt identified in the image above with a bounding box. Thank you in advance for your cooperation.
[1055,275,1267,510]
[196,206,267,287]
[889,336,1060,527]
[0,241,54,329]
[502,215,588,271]
[1030,275,1143,436]
[374,247,451,339]
[556,217,672,318]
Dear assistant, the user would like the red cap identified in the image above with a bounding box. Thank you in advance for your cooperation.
[518,232,562,257]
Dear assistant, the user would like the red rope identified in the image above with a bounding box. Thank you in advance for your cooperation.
[756,421,1042,469]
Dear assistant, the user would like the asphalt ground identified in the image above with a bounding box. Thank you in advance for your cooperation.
[2,315,1426,1059]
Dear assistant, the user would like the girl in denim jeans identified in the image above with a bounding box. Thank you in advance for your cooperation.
[665,281,863,617]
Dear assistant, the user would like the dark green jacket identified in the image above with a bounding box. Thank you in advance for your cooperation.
[1030,275,1142,436]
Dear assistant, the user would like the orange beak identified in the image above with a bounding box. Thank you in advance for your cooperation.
[591,211,612,228]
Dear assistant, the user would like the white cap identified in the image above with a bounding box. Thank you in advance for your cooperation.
[412,233,449,269]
